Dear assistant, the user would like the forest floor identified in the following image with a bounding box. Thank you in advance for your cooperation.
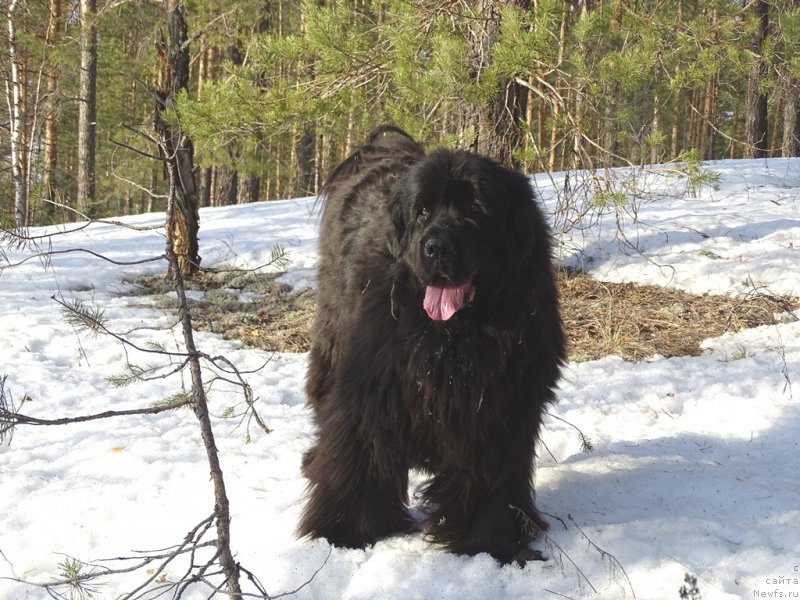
[123,267,798,362]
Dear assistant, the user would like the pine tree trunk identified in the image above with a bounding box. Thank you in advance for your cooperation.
[156,1,201,279]
[783,83,800,157]
[239,175,260,204]
[213,166,238,206]
[478,79,528,167]
[462,0,530,167]
[198,168,212,207]
[316,131,327,192]
[700,75,716,160]
[603,90,617,167]
[196,47,213,207]
[744,0,769,159]
[649,93,660,165]
[295,6,317,196]
[77,0,97,217]
[689,89,700,151]
[548,0,569,171]
[782,0,800,157]
[536,91,546,154]
[770,94,782,154]
[295,129,316,196]
[208,43,243,205]
[43,0,61,218]
[670,66,681,159]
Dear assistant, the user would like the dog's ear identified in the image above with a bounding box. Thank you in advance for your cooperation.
[387,188,409,259]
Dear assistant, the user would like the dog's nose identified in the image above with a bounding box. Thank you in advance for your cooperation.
[424,236,455,259]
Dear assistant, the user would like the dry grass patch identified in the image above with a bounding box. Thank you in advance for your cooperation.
[124,268,797,361]
[123,269,313,353]
[560,269,797,361]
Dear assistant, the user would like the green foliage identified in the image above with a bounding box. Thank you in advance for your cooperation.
[593,189,630,209]
[106,364,146,388]
[4,0,798,224]
[0,375,17,445]
[268,244,291,272]
[671,149,721,197]
[152,392,191,410]
[57,556,99,600]
[60,298,107,338]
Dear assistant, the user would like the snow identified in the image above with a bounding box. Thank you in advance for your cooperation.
[1,159,799,600]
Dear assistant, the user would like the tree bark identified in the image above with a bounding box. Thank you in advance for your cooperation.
[6,0,25,226]
[197,46,213,207]
[238,175,260,204]
[700,74,716,160]
[779,0,800,158]
[78,0,97,217]
[198,168,212,207]
[213,166,238,206]
[649,93,660,165]
[783,83,800,157]
[670,66,682,159]
[155,1,200,279]
[295,129,316,196]
[547,0,569,171]
[781,0,800,157]
[43,0,62,217]
[744,0,769,159]
[463,0,530,167]
[295,6,317,196]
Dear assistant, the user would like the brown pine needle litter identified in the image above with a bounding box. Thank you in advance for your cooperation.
[124,268,798,362]
[558,268,797,361]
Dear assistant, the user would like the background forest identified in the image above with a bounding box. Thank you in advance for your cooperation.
[2,0,800,228]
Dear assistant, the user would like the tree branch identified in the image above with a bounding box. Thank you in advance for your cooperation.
[1,396,192,429]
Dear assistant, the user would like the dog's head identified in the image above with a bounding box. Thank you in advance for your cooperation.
[388,149,540,321]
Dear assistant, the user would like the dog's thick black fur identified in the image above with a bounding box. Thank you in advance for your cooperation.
[299,126,565,563]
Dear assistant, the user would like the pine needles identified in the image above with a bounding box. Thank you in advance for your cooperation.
[59,297,106,337]
[0,375,17,445]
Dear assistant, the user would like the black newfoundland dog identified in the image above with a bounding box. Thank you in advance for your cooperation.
[299,126,565,564]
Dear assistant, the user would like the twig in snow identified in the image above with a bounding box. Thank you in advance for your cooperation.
[270,546,333,600]
[568,514,636,598]
[542,532,598,595]
[545,410,595,453]
[543,590,579,600]
[775,324,793,400]
[0,516,218,600]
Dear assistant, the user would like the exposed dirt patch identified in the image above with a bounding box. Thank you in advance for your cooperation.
[124,268,797,361]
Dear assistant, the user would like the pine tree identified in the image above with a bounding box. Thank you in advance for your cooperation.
[5,0,800,222]
[156,1,200,279]
[745,0,770,158]
[42,0,62,215]
[776,1,800,157]
[77,0,98,216]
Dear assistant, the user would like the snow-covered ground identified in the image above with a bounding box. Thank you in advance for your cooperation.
[1,158,798,600]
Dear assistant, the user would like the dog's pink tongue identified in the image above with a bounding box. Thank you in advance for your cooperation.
[423,282,475,321]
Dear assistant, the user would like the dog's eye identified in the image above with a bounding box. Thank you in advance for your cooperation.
[469,201,482,215]
[417,207,430,222]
